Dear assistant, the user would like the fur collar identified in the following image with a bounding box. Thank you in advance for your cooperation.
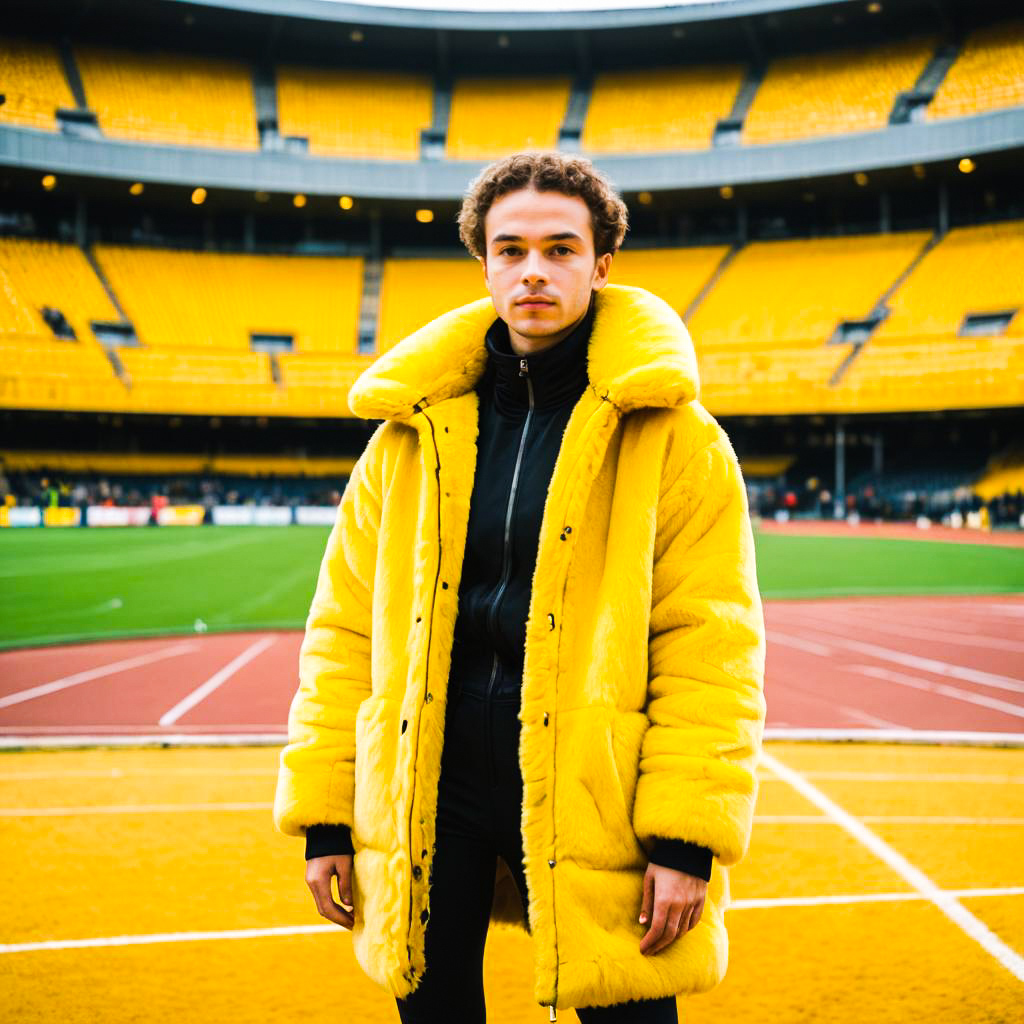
[347,282,700,422]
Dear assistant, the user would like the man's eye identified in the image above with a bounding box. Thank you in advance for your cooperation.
[500,247,520,256]
[552,246,572,255]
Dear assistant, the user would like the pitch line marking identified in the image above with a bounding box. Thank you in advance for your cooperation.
[158,635,277,727]
[772,626,1024,694]
[2,804,1022,825]
[852,665,1024,720]
[0,643,200,710]
[759,771,1024,784]
[762,750,1024,983]
[4,887,1024,955]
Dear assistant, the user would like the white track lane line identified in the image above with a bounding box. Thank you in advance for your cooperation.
[766,631,834,657]
[761,771,1024,784]
[0,643,200,710]
[756,815,1024,825]
[4,886,1023,955]
[852,665,1024,720]
[838,704,906,729]
[783,608,1024,655]
[158,635,276,727]
[761,750,1024,983]
[771,627,1024,694]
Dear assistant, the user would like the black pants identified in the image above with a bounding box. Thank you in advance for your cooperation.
[395,686,679,1024]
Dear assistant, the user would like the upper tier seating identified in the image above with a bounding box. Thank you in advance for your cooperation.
[74,47,259,149]
[445,77,571,159]
[582,65,745,153]
[276,67,433,160]
[927,19,1024,120]
[0,38,75,132]
[743,34,936,143]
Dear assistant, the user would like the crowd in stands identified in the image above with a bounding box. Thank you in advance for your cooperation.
[3,469,1021,530]
[0,471,342,511]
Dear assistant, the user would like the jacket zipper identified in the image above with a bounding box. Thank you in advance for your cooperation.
[483,356,535,785]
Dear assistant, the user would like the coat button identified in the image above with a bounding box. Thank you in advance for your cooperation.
[548,859,556,868]
[543,712,549,726]
[413,865,423,880]
[547,613,555,630]
[425,692,433,703]
[401,719,408,733]
[421,909,430,923]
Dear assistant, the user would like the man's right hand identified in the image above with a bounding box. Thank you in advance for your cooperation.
[306,854,355,929]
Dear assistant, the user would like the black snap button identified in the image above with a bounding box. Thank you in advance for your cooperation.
[413,865,423,880]
[401,719,408,733]
[441,581,448,589]
[421,909,429,923]
[416,616,422,623]
[543,712,549,726]
[548,859,556,868]
[421,849,428,858]
[425,692,433,703]
[548,613,555,630]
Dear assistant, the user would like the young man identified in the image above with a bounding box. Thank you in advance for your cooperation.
[274,153,766,1022]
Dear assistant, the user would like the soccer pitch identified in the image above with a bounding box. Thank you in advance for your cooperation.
[2,525,1022,649]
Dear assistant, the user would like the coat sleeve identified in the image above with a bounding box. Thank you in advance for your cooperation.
[273,425,385,839]
[633,427,767,868]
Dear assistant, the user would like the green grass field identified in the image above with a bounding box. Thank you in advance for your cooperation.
[2,525,1022,649]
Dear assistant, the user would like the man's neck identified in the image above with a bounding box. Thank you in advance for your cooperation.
[506,302,591,358]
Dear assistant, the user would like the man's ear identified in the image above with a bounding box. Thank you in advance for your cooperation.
[592,252,612,291]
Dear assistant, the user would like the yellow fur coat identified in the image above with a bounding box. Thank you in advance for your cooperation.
[273,282,767,1012]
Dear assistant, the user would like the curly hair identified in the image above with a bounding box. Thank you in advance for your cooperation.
[457,151,629,262]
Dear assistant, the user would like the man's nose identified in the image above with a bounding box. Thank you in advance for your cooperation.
[521,251,547,284]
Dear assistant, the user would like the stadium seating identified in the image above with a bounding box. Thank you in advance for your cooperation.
[0,237,121,344]
[0,337,125,412]
[686,232,933,349]
[582,65,745,153]
[872,220,1024,340]
[277,352,372,417]
[117,348,281,416]
[742,34,936,143]
[74,47,259,149]
[276,67,433,159]
[0,38,75,132]
[376,257,488,350]
[611,245,732,320]
[445,77,571,159]
[927,20,1024,120]
[93,247,364,353]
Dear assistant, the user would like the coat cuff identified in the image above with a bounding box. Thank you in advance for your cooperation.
[304,823,354,861]
[648,838,714,882]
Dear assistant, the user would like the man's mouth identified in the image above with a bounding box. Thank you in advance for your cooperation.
[517,299,554,307]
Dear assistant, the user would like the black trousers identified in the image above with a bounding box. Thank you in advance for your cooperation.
[395,685,679,1024]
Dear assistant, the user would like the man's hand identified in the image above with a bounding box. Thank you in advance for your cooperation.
[638,861,706,955]
[306,853,355,930]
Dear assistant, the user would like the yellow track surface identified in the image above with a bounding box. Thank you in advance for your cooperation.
[2,742,1021,1022]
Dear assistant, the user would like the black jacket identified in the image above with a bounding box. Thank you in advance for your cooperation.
[306,294,713,883]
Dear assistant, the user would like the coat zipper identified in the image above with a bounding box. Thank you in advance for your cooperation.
[483,356,534,785]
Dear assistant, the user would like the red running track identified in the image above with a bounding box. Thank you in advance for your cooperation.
[1,595,1022,743]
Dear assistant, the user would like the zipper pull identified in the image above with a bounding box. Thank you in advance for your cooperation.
[549,1006,557,1021]
[519,357,529,377]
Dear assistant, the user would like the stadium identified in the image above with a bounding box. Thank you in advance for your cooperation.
[1,0,1023,1020]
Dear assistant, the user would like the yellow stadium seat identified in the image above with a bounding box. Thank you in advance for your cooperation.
[75,47,258,149]
[93,247,363,353]
[276,67,433,160]
[743,34,936,143]
[928,20,1024,120]
[445,77,571,160]
[0,38,75,131]
[583,66,745,153]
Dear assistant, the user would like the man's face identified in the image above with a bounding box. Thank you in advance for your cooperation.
[481,188,612,357]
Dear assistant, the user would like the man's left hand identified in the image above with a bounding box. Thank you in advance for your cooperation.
[638,861,707,955]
